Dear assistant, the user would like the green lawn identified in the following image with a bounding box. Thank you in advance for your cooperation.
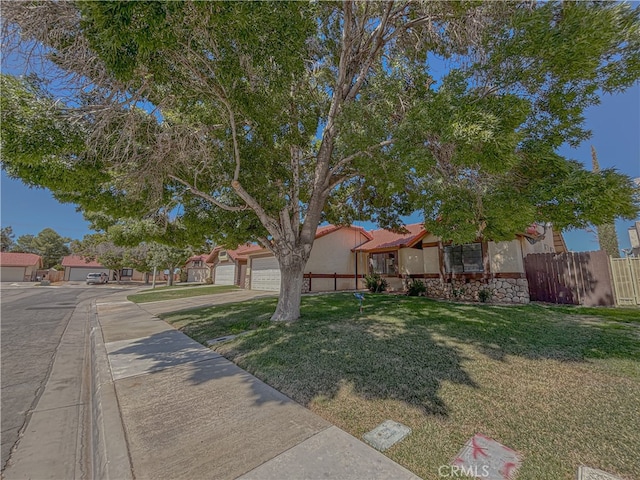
[163,294,640,480]
[127,284,239,303]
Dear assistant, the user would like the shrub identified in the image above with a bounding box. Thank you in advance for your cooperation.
[478,288,492,303]
[407,279,426,296]
[364,273,388,293]
[452,287,466,298]
[204,277,213,284]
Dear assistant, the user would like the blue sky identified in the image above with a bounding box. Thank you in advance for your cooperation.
[1,81,638,252]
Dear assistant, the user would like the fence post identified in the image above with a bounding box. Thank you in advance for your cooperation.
[630,258,640,305]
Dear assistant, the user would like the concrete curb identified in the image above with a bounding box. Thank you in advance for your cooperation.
[89,301,133,480]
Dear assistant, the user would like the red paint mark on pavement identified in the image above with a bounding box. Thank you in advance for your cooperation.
[471,436,488,460]
[501,462,517,479]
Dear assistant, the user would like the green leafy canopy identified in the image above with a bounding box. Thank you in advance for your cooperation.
[2,1,640,319]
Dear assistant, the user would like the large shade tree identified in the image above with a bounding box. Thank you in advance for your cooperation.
[2,1,639,320]
[11,228,71,268]
[1,226,16,252]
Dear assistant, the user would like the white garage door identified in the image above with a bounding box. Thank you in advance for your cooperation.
[69,267,110,281]
[251,257,281,292]
[188,268,209,283]
[214,264,236,286]
[1,266,26,282]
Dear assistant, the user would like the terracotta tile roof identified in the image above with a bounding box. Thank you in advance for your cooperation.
[187,254,209,263]
[353,223,426,252]
[206,244,265,263]
[315,224,373,241]
[61,255,105,268]
[230,244,265,260]
[208,225,374,261]
[0,252,43,267]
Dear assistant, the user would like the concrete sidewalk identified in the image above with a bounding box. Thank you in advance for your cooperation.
[95,292,421,480]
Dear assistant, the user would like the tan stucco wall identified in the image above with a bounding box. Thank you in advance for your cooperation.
[25,265,38,280]
[422,233,440,243]
[399,248,424,275]
[423,246,440,274]
[488,240,525,273]
[385,277,405,291]
[306,229,369,275]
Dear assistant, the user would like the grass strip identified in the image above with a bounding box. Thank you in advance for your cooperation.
[127,285,238,303]
[164,293,640,479]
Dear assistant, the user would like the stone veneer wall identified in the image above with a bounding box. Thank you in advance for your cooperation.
[423,277,530,304]
[302,277,311,293]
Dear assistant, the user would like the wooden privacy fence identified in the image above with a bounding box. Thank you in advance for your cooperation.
[610,257,640,305]
[35,269,64,282]
[524,251,615,306]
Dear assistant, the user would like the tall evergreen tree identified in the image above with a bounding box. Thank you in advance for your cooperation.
[1,226,15,252]
[12,228,71,268]
[591,146,621,258]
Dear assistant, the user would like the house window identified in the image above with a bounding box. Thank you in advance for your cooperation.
[369,252,398,275]
[193,260,203,267]
[443,243,484,273]
[120,268,133,277]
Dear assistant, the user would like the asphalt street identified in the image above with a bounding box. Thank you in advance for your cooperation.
[0,284,134,474]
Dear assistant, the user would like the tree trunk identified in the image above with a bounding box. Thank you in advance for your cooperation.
[271,251,308,322]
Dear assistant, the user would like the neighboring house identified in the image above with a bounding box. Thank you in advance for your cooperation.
[61,255,111,281]
[0,252,43,282]
[245,225,372,292]
[130,269,166,282]
[184,254,211,283]
[207,244,264,287]
[355,222,565,303]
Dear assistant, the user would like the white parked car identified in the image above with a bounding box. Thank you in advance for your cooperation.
[86,272,108,284]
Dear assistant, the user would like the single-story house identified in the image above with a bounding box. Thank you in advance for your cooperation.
[245,225,372,292]
[354,222,565,303]
[207,244,264,287]
[184,254,211,283]
[0,252,43,282]
[130,269,168,283]
[61,255,111,282]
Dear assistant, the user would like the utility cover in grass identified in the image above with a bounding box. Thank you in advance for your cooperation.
[362,420,411,451]
[206,334,237,346]
[452,434,522,480]
[577,466,623,480]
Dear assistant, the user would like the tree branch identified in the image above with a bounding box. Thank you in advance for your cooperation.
[329,139,394,176]
[168,175,247,212]
[230,180,282,240]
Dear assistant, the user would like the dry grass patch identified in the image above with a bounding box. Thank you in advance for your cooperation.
[163,294,640,480]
